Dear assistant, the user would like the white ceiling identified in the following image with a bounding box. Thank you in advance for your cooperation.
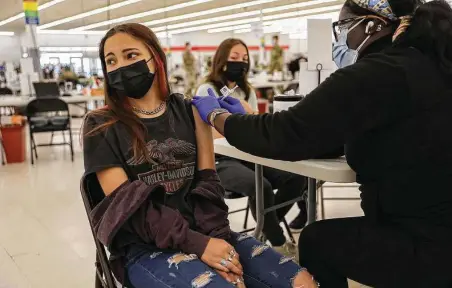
[0,0,344,35]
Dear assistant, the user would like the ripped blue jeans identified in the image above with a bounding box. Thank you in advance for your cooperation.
[126,232,302,288]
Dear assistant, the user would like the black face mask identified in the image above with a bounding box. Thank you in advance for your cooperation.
[224,61,248,82]
[107,59,155,99]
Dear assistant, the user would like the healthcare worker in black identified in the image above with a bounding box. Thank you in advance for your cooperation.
[192,0,452,287]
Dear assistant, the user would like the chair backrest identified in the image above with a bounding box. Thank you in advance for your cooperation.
[0,87,13,95]
[26,98,69,117]
[80,174,117,288]
[33,82,60,98]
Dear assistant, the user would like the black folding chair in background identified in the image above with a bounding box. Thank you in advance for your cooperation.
[25,98,74,165]
[225,191,297,243]
[81,174,119,288]
[0,88,15,116]
[0,130,6,165]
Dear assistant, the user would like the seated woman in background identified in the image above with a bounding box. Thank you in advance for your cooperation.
[196,38,308,260]
[82,24,316,288]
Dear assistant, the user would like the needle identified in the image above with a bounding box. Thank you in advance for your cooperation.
[220,85,238,100]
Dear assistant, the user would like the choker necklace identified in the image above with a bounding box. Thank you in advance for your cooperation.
[132,101,166,116]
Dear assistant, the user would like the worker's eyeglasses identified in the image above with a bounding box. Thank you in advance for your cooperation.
[332,16,365,41]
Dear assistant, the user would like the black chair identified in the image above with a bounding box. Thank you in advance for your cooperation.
[225,191,296,243]
[225,191,252,233]
[81,174,119,288]
[25,98,74,165]
[0,87,13,95]
[0,130,6,165]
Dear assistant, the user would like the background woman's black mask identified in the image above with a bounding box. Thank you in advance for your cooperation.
[224,61,248,82]
[107,59,155,99]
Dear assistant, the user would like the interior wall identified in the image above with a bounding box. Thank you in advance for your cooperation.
[0,31,308,65]
[0,36,21,62]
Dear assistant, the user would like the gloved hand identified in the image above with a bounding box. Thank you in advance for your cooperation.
[192,88,222,124]
[219,96,246,115]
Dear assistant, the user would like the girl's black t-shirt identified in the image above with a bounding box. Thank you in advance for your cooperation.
[83,93,197,212]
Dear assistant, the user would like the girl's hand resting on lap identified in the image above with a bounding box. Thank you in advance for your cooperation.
[216,270,246,288]
[201,238,243,275]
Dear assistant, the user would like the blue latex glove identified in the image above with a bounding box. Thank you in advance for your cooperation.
[192,88,222,124]
[219,96,246,115]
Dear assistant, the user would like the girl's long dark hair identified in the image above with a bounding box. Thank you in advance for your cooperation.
[84,23,170,163]
[345,0,452,76]
[205,38,252,101]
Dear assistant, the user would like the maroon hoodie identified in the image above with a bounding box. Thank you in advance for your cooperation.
[89,169,231,283]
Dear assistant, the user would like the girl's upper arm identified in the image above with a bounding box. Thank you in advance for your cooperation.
[192,105,216,170]
[96,167,129,196]
[83,115,129,196]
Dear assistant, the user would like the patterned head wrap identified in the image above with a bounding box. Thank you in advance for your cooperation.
[351,0,414,41]
[352,0,397,20]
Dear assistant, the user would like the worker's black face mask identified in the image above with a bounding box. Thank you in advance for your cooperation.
[107,59,155,100]
[224,61,248,82]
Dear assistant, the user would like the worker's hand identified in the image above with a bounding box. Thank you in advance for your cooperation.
[200,238,243,275]
[192,88,222,124]
[216,270,246,287]
[219,96,246,115]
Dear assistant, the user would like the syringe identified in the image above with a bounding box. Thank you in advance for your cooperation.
[219,85,238,100]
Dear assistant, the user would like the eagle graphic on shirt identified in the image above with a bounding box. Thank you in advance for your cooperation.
[126,138,196,193]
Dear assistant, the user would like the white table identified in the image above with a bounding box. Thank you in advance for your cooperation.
[214,138,356,237]
[0,95,104,108]
[249,80,298,90]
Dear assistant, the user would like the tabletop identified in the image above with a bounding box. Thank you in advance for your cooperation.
[214,138,356,183]
[249,80,298,89]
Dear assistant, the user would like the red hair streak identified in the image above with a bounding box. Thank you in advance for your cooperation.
[152,52,169,98]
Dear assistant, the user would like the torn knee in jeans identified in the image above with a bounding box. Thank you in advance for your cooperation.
[279,254,296,265]
[167,253,197,269]
[236,233,253,242]
[250,244,270,258]
[191,271,215,288]
[290,268,319,288]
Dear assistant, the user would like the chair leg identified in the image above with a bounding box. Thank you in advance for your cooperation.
[68,128,74,162]
[32,136,38,160]
[62,131,66,144]
[0,140,5,165]
[282,218,296,244]
[28,128,35,165]
[243,201,250,230]
[319,186,324,220]
[50,132,54,145]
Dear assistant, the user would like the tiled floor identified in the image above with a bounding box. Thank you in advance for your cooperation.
[0,127,365,288]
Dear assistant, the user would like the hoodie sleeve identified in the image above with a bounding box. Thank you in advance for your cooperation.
[90,180,210,258]
[189,169,231,240]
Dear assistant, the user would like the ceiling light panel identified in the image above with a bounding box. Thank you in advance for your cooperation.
[169,17,261,35]
[71,0,214,31]
[40,46,98,52]
[38,0,142,30]
[37,30,107,35]
[166,11,261,30]
[262,0,337,13]
[234,28,252,34]
[143,0,276,27]
[145,0,339,34]
[0,31,15,36]
[263,5,342,21]
[38,0,67,11]
[0,0,66,27]
[208,24,251,33]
